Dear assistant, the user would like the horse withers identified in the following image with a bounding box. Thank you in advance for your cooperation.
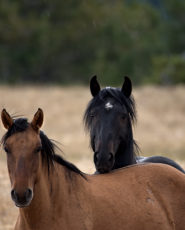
[1,109,185,230]
[84,76,185,174]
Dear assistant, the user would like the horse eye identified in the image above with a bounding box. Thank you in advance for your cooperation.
[35,146,42,153]
[4,147,10,154]
[121,114,127,120]
[90,113,95,118]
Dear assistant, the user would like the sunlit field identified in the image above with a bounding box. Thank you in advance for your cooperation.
[0,85,185,230]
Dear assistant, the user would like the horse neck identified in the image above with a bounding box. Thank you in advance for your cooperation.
[113,125,136,170]
[17,162,86,230]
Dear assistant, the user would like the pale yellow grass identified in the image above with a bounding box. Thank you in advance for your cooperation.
[0,85,185,230]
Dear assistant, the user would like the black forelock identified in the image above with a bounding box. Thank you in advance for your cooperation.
[1,118,29,143]
[83,87,136,131]
[1,118,85,179]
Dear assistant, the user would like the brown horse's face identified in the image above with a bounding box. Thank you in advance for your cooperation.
[1,109,44,207]
[5,127,42,207]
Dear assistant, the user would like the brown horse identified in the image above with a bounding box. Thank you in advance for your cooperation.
[1,108,185,230]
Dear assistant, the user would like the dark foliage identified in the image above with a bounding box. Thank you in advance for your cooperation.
[0,0,185,85]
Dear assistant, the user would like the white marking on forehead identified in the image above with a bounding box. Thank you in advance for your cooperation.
[106,86,111,90]
[105,102,113,110]
[106,86,116,90]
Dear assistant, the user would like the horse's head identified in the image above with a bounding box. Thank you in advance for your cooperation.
[84,76,136,173]
[1,109,44,207]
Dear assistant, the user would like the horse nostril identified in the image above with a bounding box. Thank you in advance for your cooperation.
[11,189,17,201]
[25,188,32,200]
[108,153,114,162]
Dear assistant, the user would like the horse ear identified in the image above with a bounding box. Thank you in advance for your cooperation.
[1,109,13,130]
[31,108,44,131]
[90,75,101,97]
[121,76,132,98]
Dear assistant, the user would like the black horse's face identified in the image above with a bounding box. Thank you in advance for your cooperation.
[84,76,134,173]
[90,98,129,173]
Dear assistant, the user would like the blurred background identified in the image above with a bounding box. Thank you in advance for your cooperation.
[0,0,185,229]
[0,0,185,85]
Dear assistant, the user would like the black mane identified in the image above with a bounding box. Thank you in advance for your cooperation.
[84,87,136,130]
[1,118,85,178]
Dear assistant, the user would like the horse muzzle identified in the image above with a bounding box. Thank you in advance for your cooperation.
[94,151,114,173]
[11,188,33,208]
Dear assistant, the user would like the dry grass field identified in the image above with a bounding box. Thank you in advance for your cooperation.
[0,85,185,229]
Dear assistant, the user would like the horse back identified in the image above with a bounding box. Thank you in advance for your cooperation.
[87,163,185,230]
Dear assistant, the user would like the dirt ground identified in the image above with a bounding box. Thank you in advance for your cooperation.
[0,85,185,229]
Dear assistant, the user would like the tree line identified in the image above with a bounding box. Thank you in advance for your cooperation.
[0,0,185,85]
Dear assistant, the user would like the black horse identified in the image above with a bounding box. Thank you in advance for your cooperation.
[84,76,185,174]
